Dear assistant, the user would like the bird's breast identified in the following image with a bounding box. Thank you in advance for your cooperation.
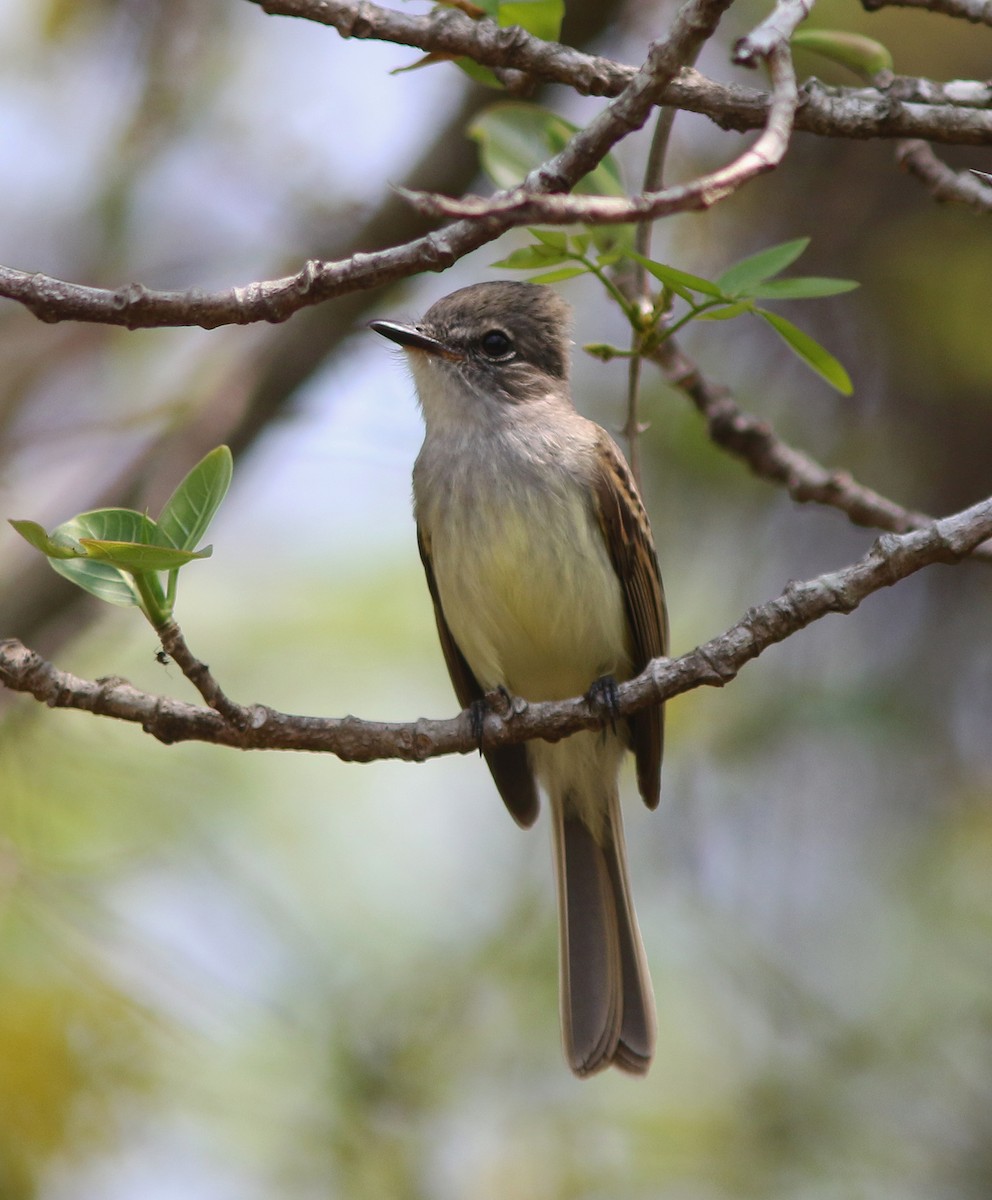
[417,455,631,701]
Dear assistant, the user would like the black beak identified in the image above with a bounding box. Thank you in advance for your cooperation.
[369,320,462,361]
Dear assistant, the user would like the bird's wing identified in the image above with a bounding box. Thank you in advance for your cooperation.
[591,432,668,810]
[416,523,540,828]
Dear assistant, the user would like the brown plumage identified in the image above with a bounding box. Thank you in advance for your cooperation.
[372,281,668,1076]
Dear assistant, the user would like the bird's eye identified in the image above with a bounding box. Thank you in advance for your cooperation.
[479,329,514,360]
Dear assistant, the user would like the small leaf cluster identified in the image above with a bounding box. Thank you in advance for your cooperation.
[495,232,859,393]
[471,103,858,392]
[10,446,232,629]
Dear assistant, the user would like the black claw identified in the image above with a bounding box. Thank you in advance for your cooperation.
[586,674,621,736]
[469,699,488,754]
[469,687,515,755]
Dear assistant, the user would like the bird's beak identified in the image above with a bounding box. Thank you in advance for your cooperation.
[369,320,462,361]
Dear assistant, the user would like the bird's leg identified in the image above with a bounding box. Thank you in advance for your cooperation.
[586,674,621,736]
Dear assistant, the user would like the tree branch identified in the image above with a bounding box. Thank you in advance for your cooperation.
[243,0,992,145]
[3,493,991,759]
[0,0,987,331]
[406,42,797,224]
[861,0,992,24]
[896,139,992,210]
[733,0,817,64]
[651,338,992,561]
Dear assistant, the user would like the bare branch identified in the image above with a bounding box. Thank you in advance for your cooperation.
[652,338,992,561]
[0,1,987,330]
[247,0,633,97]
[897,139,992,211]
[157,621,254,729]
[861,0,992,24]
[408,44,798,224]
[734,0,817,65]
[3,494,991,758]
[244,0,992,145]
[883,76,992,106]
[523,0,738,195]
[0,241,476,330]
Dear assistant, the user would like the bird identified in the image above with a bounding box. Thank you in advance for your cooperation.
[370,280,668,1076]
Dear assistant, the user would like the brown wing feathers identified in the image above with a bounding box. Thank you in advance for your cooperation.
[591,434,668,811]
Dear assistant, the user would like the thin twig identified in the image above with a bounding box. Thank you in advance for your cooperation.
[625,65,698,484]
[157,621,254,728]
[733,0,818,64]
[896,139,992,211]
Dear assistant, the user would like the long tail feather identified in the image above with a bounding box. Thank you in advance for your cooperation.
[553,795,655,1076]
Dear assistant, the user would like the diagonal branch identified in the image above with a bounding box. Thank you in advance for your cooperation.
[0,83,989,328]
[651,338,992,562]
[408,42,798,224]
[896,139,992,211]
[3,493,991,760]
[0,0,735,332]
[522,0,738,195]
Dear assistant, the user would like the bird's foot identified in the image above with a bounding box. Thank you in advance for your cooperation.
[586,674,621,736]
[469,686,514,754]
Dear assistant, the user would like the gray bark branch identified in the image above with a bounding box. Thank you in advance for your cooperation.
[3,494,991,760]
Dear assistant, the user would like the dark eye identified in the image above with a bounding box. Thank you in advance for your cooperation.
[479,329,514,360]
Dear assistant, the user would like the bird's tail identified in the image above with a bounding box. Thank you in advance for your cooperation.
[551,790,656,1077]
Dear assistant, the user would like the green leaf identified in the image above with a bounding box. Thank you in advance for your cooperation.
[491,243,570,270]
[8,519,82,559]
[628,251,726,299]
[498,0,564,40]
[157,445,233,551]
[78,540,212,572]
[454,58,504,89]
[758,309,853,394]
[54,508,169,547]
[526,265,590,284]
[50,556,143,607]
[698,301,755,321]
[449,0,504,89]
[717,238,811,298]
[595,250,624,268]
[468,103,625,197]
[390,51,453,78]
[528,227,568,251]
[749,276,860,300]
[791,29,893,80]
[582,342,632,362]
[45,509,170,609]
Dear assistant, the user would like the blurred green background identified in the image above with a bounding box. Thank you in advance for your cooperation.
[1,0,992,1197]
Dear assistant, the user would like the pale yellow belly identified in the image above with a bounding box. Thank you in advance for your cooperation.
[431,490,631,702]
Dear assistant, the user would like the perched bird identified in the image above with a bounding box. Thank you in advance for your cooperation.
[371,281,667,1076]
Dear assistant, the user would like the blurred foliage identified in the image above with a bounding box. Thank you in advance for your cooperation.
[1,0,992,1198]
